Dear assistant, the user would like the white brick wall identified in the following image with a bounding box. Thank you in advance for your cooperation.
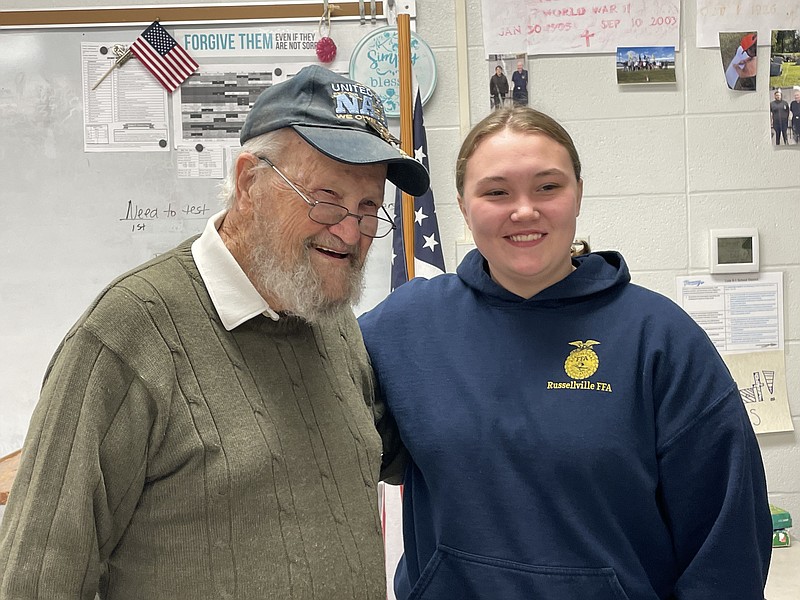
[4,0,798,545]
[414,0,800,522]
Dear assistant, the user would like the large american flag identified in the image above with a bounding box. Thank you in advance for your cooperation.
[381,87,445,600]
[390,88,446,290]
[130,21,198,93]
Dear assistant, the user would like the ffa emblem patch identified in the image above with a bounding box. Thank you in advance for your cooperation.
[564,340,600,380]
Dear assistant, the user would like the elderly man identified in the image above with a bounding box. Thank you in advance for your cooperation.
[511,60,529,106]
[0,65,428,599]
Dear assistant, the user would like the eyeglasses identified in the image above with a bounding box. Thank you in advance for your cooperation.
[258,157,395,239]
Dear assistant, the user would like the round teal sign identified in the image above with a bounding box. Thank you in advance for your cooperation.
[349,27,437,118]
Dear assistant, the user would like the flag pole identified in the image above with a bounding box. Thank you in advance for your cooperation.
[397,13,415,280]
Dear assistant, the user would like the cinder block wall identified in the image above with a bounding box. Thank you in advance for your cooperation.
[3,0,797,521]
[414,0,800,520]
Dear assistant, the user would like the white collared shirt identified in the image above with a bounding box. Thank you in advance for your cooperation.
[191,210,280,330]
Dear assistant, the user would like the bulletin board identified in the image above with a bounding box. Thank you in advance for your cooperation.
[0,9,401,455]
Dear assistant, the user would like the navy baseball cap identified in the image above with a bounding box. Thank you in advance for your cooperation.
[240,65,430,197]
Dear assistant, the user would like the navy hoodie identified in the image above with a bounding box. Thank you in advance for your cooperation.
[359,250,771,600]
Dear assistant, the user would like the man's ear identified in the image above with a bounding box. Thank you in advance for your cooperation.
[234,153,261,213]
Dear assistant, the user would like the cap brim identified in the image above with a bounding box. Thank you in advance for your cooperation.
[293,125,430,197]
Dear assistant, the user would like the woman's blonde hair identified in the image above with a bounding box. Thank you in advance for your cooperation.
[455,106,581,196]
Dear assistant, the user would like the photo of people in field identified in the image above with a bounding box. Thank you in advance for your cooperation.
[769,29,800,90]
[616,46,676,85]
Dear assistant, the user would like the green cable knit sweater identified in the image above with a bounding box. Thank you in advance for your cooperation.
[0,239,387,599]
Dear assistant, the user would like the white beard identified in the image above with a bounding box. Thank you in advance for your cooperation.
[247,215,366,324]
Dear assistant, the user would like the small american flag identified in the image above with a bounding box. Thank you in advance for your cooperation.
[130,21,198,93]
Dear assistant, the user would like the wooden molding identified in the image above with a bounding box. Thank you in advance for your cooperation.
[1,2,384,28]
[0,449,21,505]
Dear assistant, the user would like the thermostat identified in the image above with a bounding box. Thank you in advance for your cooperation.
[709,228,759,274]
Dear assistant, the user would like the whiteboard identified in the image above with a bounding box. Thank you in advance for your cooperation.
[0,22,395,455]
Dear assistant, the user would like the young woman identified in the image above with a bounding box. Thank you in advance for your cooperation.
[361,107,772,600]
